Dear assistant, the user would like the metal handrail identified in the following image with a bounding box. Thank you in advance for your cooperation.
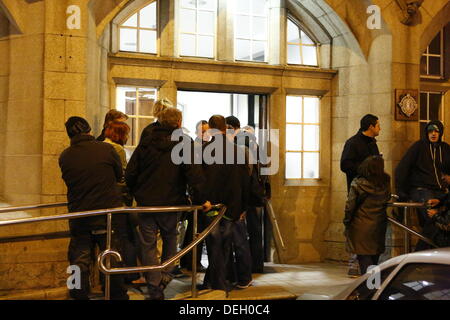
[0,202,68,214]
[0,202,226,300]
[387,200,437,252]
[98,204,227,299]
[264,199,286,264]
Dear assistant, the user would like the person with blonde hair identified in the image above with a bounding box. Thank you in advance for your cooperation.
[140,97,173,142]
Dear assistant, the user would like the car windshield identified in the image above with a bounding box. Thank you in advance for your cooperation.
[378,263,450,300]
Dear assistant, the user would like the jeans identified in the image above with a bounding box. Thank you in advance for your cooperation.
[228,218,252,285]
[409,188,445,251]
[138,212,179,288]
[203,218,234,291]
[68,229,129,300]
[246,206,264,273]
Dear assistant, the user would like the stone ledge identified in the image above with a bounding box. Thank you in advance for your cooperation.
[0,287,68,300]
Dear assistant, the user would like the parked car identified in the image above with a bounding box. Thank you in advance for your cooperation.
[334,248,450,300]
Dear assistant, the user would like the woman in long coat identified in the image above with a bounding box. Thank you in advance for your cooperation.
[343,155,391,274]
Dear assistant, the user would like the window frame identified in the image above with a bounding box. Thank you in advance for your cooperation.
[234,0,270,63]
[420,29,444,79]
[285,94,321,181]
[115,85,158,150]
[419,91,445,140]
[118,0,159,55]
[286,15,320,67]
[178,0,218,59]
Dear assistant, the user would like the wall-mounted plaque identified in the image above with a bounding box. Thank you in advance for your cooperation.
[395,89,419,121]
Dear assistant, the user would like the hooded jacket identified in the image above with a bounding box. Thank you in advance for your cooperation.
[125,125,206,207]
[344,176,391,255]
[340,131,380,191]
[395,120,450,199]
[59,134,123,231]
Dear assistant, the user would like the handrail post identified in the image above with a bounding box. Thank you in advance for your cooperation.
[403,206,410,254]
[105,212,112,300]
[191,209,198,298]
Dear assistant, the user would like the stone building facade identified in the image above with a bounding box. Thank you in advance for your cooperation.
[0,0,449,293]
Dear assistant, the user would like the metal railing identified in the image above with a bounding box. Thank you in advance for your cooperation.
[264,199,286,262]
[0,202,226,300]
[387,200,438,252]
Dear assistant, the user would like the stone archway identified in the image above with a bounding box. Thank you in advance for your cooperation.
[420,1,450,53]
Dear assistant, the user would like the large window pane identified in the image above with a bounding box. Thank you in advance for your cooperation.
[120,28,137,52]
[286,153,301,179]
[302,46,318,66]
[236,15,251,38]
[122,13,138,27]
[140,2,157,29]
[286,96,302,123]
[301,31,314,45]
[252,0,267,16]
[287,45,301,65]
[429,93,442,120]
[181,0,196,9]
[138,88,156,116]
[429,57,441,76]
[252,41,265,61]
[198,35,214,57]
[180,34,196,56]
[236,0,250,14]
[429,32,441,55]
[198,11,215,34]
[287,20,300,43]
[286,124,302,151]
[252,17,267,40]
[140,30,157,53]
[236,39,251,60]
[303,125,319,151]
[303,153,319,179]
[303,97,319,123]
[180,8,196,33]
[199,0,216,10]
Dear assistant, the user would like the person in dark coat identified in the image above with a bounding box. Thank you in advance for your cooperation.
[59,116,128,300]
[340,114,381,191]
[395,120,450,250]
[96,109,128,142]
[340,114,381,276]
[139,98,173,142]
[201,115,251,292]
[343,155,391,275]
[180,120,210,271]
[125,107,211,300]
[426,162,450,248]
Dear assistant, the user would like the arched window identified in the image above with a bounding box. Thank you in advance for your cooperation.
[179,0,217,58]
[286,17,318,66]
[119,1,158,54]
[234,0,269,62]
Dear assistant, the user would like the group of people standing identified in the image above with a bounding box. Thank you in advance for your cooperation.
[341,114,450,275]
[59,99,268,300]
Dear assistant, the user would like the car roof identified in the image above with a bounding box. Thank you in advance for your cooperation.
[391,248,450,265]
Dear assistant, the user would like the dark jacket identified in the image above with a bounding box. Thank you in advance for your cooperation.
[59,134,123,231]
[429,193,450,247]
[340,131,380,191]
[140,121,161,143]
[395,120,450,200]
[125,126,206,207]
[202,134,250,221]
[344,177,391,255]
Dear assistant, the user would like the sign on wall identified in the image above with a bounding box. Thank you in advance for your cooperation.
[395,89,419,121]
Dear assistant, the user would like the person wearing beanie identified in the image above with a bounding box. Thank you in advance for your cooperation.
[395,120,450,251]
[59,116,129,300]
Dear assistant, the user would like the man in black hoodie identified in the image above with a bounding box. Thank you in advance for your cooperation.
[59,117,128,300]
[395,120,450,250]
[125,107,211,300]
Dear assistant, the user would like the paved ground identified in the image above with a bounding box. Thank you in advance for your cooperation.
[126,262,356,300]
